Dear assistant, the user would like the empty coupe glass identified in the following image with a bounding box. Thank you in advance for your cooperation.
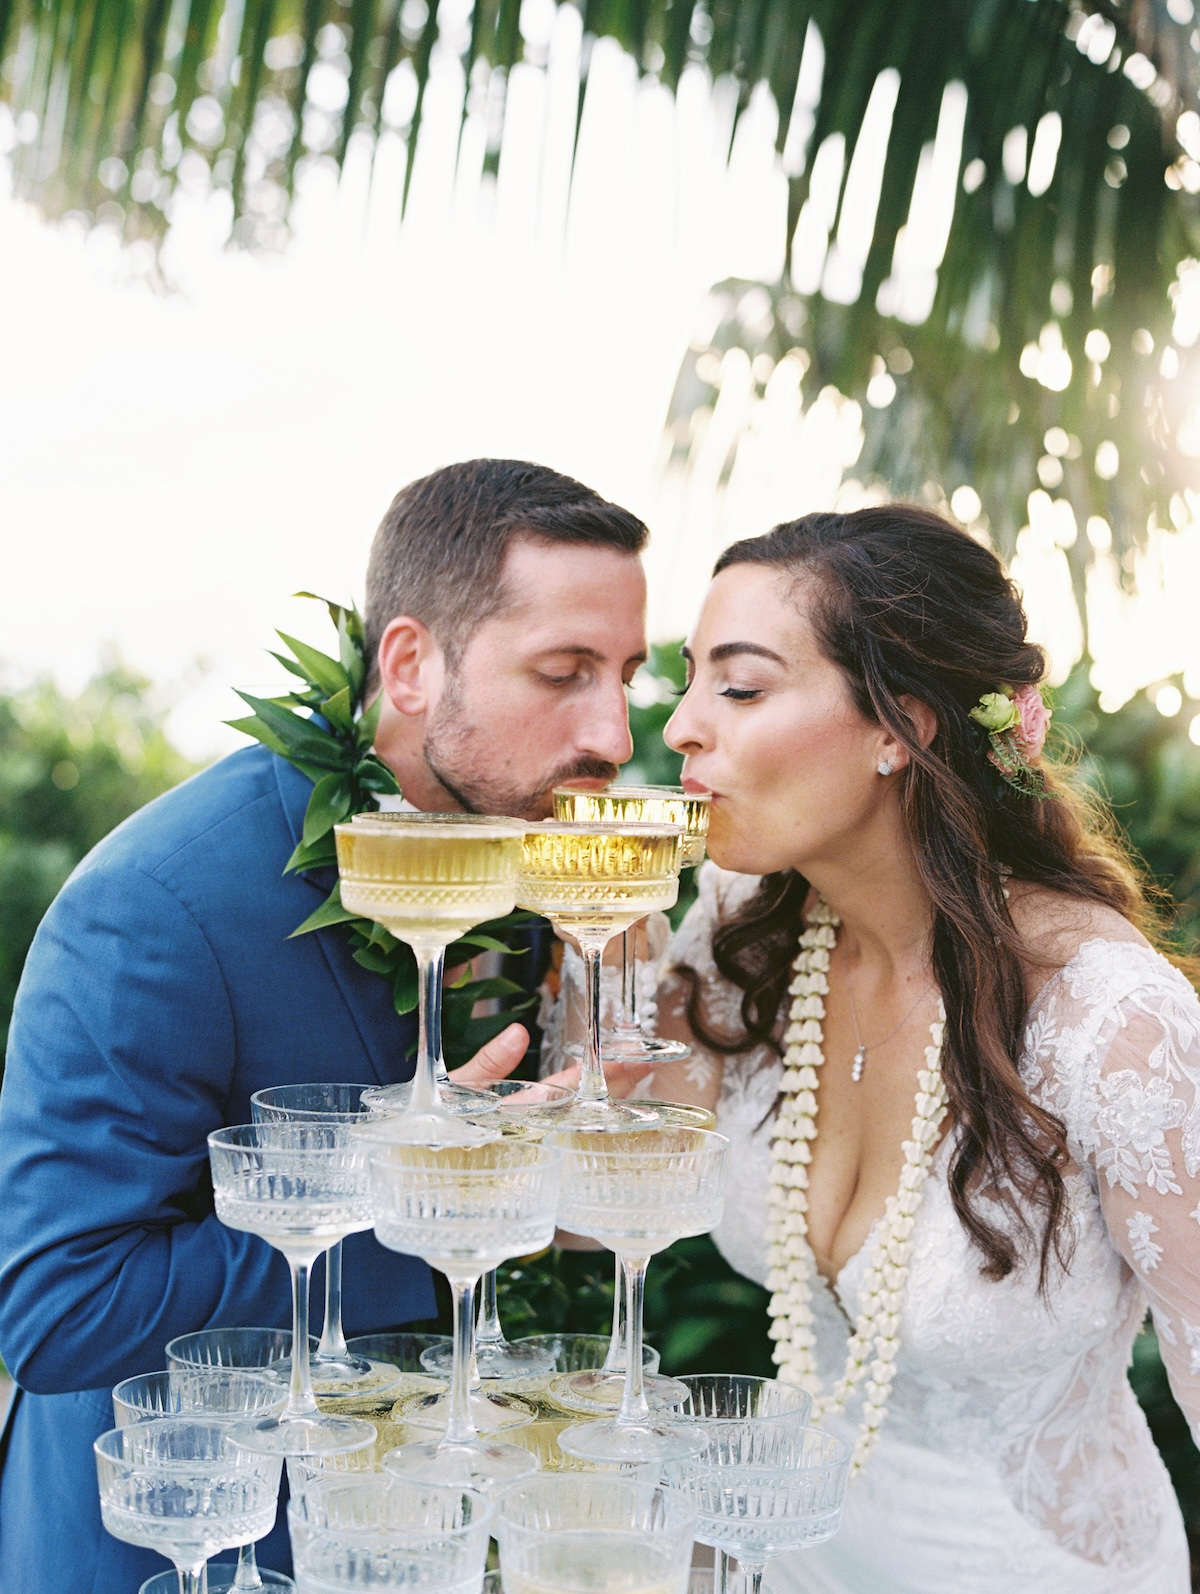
[546,1126,728,1465]
[207,1122,377,1457]
[364,1135,561,1491]
[663,1422,852,1594]
[494,1474,695,1594]
[95,1418,282,1594]
[165,1328,311,1375]
[288,1475,491,1593]
[250,1082,405,1398]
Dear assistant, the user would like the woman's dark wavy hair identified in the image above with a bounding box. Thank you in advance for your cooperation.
[681,504,1166,1290]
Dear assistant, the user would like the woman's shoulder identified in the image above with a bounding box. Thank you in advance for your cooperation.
[1006,883,1155,999]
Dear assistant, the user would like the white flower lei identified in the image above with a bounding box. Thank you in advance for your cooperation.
[765,898,948,1475]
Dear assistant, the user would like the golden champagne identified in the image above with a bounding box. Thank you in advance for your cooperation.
[553,785,710,869]
[503,1534,684,1594]
[335,814,525,947]
[516,823,683,942]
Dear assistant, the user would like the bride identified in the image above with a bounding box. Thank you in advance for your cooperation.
[643,505,1200,1592]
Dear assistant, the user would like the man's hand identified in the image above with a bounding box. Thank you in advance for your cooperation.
[447,1023,530,1085]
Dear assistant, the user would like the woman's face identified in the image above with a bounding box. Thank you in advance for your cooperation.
[665,564,893,877]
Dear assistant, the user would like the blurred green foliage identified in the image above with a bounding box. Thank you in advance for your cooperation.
[0,662,197,1062]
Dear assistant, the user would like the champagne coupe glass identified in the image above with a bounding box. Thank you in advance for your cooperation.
[552,785,710,1067]
[140,1569,292,1594]
[363,1134,561,1491]
[555,1102,717,1420]
[494,1474,696,1594]
[336,813,525,1144]
[420,1079,576,1384]
[113,1370,291,1594]
[95,1417,283,1594]
[251,1083,404,1397]
[288,1475,491,1593]
[515,821,683,1131]
[662,1422,852,1594]
[207,1123,378,1458]
[166,1328,310,1374]
[547,1126,729,1465]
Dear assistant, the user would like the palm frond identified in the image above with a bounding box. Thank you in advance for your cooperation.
[3,0,1199,549]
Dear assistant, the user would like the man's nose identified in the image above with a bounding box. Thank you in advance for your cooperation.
[580,680,635,766]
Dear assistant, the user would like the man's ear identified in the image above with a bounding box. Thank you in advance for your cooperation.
[377,615,441,718]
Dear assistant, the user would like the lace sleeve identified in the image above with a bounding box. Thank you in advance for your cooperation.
[656,862,762,1095]
[1041,942,1200,1446]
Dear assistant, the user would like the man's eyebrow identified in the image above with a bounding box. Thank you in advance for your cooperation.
[530,645,649,667]
[708,641,788,666]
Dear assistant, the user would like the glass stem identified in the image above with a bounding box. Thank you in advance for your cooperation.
[476,1268,506,1351]
[714,1549,731,1594]
[175,1562,207,1594]
[412,943,447,1111]
[741,1564,766,1594]
[286,1254,320,1419]
[616,1253,652,1424]
[578,937,611,1103]
[317,1240,347,1359]
[444,1273,482,1447]
[601,1251,626,1373]
[232,1541,263,1591]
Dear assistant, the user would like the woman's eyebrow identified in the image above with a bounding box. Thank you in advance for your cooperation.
[708,641,788,666]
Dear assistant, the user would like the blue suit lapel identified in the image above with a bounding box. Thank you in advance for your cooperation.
[272,755,392,1087]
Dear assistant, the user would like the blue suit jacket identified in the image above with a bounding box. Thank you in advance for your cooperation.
[0,744,435,1592]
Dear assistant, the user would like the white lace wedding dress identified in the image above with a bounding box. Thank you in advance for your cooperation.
[666,864,1200,1594]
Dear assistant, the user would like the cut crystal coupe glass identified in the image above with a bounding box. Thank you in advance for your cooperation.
[250,1082,404,1398]
[552,784,710,1067]
[494,1474,696,1594]
[363,1134,562,1491]
[419,1078,576,1384]
[207,1122,378,1458]
[95,1417,282,1594]
[287,1475,492,1594]
[663,1421,852,1594]
[515,821,683,1132]
[335,812,525,1145]
[547,1126,729,1466]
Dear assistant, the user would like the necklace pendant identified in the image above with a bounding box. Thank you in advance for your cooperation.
[851,1048,866,1084]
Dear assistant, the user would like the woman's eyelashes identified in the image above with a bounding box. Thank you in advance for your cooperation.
[719,685,763,702]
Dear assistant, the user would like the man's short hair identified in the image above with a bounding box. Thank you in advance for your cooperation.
[363,459,649,692]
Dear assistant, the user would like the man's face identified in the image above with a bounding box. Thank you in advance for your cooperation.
[422,538,648,819]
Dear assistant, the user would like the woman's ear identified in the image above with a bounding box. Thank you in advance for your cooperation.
[878,695,939,771]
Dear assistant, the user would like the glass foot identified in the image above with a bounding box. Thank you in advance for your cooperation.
[566,1035,692,1066]
[421,1338,556,1381]
[383,1437,539,1492]
[139,1569,294,1594]
[557,1415,707,1466]
[270,1355,402,1400]
[361,1079,497,1117]
[547,1368,688,1415]
[227,1410,377,1457]
[547,1098,663,1133]
[397,1386,536,1433]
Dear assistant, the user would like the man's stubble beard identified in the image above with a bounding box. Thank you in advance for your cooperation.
[422,676,619,821]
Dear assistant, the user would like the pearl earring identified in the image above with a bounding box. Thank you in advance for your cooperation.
[878,759,894,776]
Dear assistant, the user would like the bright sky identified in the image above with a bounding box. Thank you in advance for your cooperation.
[3,13,1199,757]
[0,26,786,760]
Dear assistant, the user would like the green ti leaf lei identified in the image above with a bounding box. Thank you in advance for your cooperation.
[229,594,538,1066]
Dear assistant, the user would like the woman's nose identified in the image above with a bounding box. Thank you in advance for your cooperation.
[665,691,704,754]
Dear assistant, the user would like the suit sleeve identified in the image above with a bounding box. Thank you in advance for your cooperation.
[0,861,292,1394]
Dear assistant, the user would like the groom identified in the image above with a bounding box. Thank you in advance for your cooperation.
[0,459,651,1591]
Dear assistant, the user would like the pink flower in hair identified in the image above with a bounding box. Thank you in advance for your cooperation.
[1012,684,1051,760]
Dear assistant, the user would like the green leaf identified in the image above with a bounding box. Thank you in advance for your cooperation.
[268,650,313,683]
[234,692,346,770]
[392,955,419,1014]
[276,631,351,699]
[355,693,384,751]
[447,932,525,956]
[338,609,365,698]
[225,715,289,758]
[322,685,354,735]
[352,942,396,976]
[301,770,354,849]
[444,975,527,1001]
[290,883,359,937]
[284,835,337,874]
